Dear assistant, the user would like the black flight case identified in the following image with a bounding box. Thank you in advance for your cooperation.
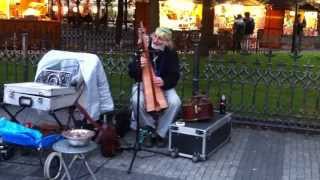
[168,113,232,162]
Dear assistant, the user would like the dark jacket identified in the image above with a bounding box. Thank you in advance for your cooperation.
[296,19,306,35]
[244,17,255,35]
[128,46,180,90]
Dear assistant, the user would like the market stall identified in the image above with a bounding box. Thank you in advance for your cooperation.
[158,0,267,50]
[214,1,266,50]
[157,0,202,49]
[159,0,202,31]
[0,0,51,20]
[0,0,60,49]
[283,8,318,36]
[156,0,320,50]
[214,2,266,35]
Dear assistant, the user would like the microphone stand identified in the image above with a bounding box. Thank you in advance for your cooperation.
[126,49,169,174]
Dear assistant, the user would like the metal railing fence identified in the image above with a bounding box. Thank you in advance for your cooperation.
[60,24,135,52]
[1,49,320,131]
[0,24,135,53]
[203,55,320,130]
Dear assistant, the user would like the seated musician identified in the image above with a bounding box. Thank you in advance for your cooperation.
[128,27,181,147]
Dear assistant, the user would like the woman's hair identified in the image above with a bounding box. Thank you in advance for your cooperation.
[153,27,174,49]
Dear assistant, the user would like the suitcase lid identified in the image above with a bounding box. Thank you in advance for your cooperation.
[4,82,76,97]
[174,113,232,131]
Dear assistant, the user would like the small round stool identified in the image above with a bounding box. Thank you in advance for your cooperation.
[44,139,97,180]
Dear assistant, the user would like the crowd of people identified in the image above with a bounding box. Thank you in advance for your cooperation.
[232,12,255,53]
[232,11,307,53]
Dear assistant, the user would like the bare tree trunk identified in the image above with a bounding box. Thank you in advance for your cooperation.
[76,0,81,26]
[103,0,110,26]
[124,0,128,31]
[66,0,70,14]
[149,0,159,33]
[115,0,124,44]
[76,0,80,14]
[96,0,101,29]
[55,0,63,21]
[199,0,214,56]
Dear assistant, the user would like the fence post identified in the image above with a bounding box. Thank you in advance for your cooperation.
[191,31,201,95]
[22,33,29,81]
[265,49,274,63]
[291,50,302,63]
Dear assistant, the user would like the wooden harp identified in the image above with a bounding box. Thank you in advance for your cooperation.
[138,22,168,112]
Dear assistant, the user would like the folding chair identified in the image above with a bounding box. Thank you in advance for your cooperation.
[0,50,114,179]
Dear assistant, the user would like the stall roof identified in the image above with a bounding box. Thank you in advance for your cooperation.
[215,0,320,10]
[216,0,263,6]
[300,2,320,11]
[259,0,320,10]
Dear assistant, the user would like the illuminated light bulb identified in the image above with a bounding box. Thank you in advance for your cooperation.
[233,4,244,15]
[289,11,295,16]
[63,6,68,15]
[23,8,40,16]
[72,7,77,13]
[52,5,58,12]
[92,6,98,14]
[167,0,194,11]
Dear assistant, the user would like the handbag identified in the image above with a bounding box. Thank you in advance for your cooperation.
[182,95,214,122]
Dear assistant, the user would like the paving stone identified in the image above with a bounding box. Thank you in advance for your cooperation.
[282,132,320,180]
[178,158,194,180]
[234,129,285,180]
[21,177,44,180]
[92,167,179,180]
[0,162,39,176]
[2,108,320,180]
[0,173,25,180]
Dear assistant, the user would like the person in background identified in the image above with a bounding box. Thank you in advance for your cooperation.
[128,27,181,148]
[295,14,306,52]
[233,14,245,53]
[243,12,255,53]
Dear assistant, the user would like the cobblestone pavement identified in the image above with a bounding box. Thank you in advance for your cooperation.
[1,108,320,180]
[1,127,320,180]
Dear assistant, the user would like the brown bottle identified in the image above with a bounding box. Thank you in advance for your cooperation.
[100,116,120,157]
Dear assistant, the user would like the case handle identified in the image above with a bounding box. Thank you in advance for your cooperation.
[19,96,33,107]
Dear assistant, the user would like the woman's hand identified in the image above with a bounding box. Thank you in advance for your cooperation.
[153,76,164,87]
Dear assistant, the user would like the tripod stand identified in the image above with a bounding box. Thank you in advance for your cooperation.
[126,51,169,174]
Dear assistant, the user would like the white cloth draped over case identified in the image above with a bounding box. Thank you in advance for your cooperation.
[35,50,114,120]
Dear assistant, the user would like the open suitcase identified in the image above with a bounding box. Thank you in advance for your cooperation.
[169,113,232,162]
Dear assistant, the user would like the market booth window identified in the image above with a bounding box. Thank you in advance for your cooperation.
[159,0,202,31]
[214,2,266,35]
[0,0,49,20]
[159,0,266,34]
[0,1,9,18]
[283,10,318,36]
[0,0,60,50]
